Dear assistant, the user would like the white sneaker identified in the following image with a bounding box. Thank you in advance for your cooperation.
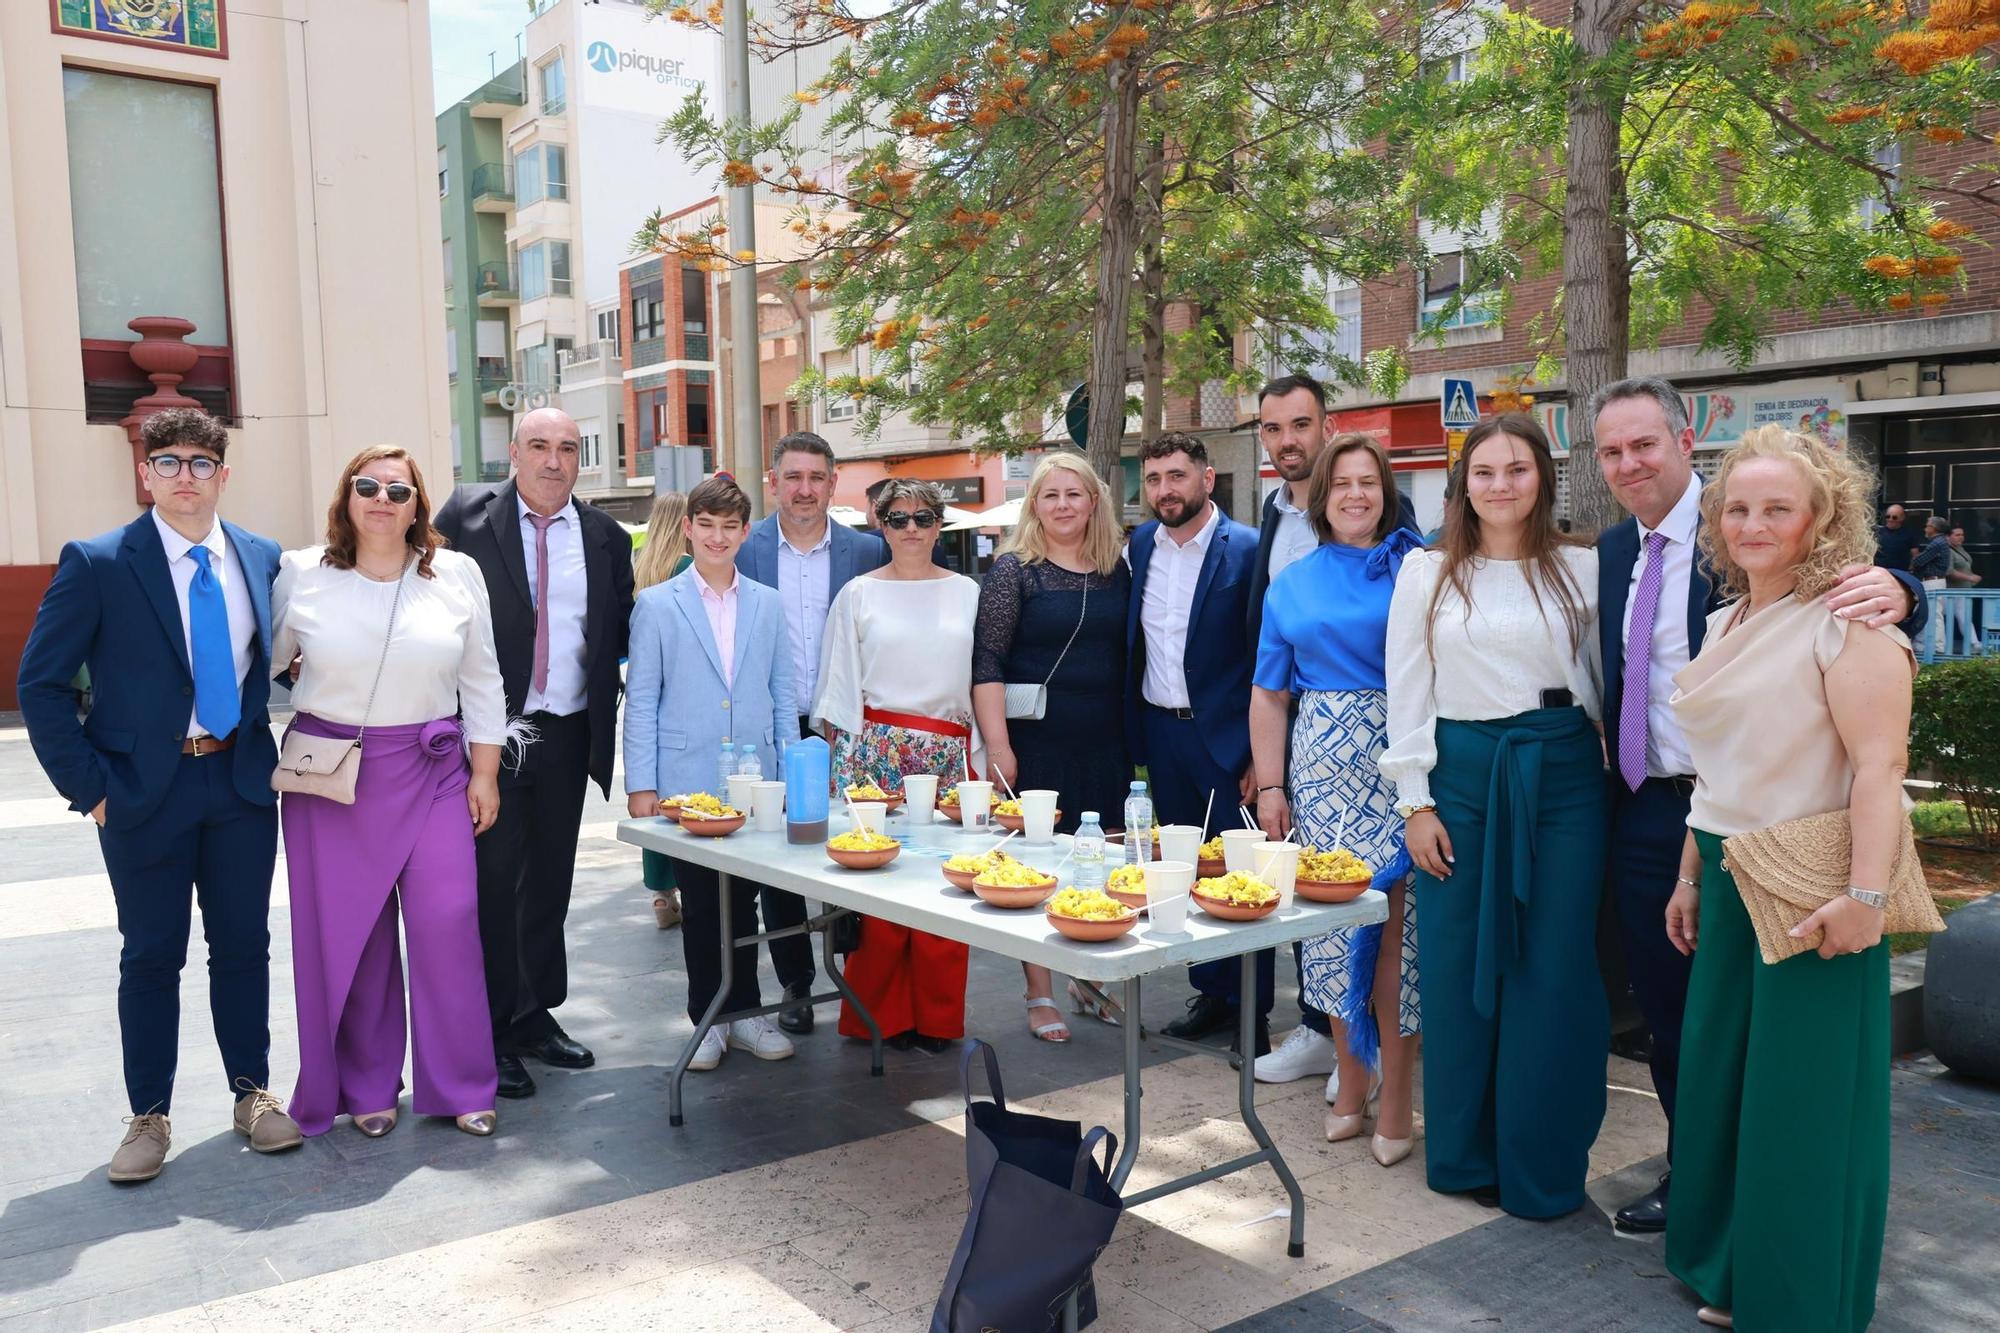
[727,1016,796,1062]
[1324,1067,1342,1104]
[1254,1025,1337,1084]
[688,1026,726,1071]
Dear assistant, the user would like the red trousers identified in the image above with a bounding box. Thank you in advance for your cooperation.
[837,916,969,1040]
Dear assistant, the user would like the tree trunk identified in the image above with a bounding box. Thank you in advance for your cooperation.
[1560,0,1633,537]
[1087,57,1143,482]
[1139,95,1167,441]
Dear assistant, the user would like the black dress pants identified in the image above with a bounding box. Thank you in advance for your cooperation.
[477,709,591,1047]
[673,859,762,1023]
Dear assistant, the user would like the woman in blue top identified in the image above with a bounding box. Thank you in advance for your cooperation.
[1250,434,1421,1167]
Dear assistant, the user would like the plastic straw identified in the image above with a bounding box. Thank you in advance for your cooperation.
[1201,789,1214,841]
[1239,804,1257,830]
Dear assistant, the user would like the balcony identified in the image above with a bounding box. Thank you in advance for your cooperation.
[469,69,526,118]
[558,342,617,390]
[471,162,513,213]
[476,360,512,404]
[477,261,518,307]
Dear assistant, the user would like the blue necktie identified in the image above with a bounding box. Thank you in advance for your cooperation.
[186,546,240,739]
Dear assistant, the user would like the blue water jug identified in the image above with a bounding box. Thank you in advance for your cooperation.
[785,735,831,844]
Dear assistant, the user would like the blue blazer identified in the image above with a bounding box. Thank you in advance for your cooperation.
[622,570,797,799]
[17,512,281,827]
[736,513,892,598]
[1597,514,1928,781]
[1125,510,1261,778]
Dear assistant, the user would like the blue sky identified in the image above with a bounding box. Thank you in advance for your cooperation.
[430,0,535,112]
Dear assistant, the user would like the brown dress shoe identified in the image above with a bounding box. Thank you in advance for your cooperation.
[109,1114,171,1183]
[233,1085,304,1153]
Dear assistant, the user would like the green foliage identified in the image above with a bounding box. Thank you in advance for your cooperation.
[1910,657,2000,849]
[1911,799,1975,838]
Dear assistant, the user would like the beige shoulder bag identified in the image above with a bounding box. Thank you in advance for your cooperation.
[270,568,406,804]
[1721,809,1944,964]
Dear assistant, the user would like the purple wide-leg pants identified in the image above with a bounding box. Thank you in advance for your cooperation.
[282,715,498,1134]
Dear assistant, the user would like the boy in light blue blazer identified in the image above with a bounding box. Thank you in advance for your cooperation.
[625,476,799,1069]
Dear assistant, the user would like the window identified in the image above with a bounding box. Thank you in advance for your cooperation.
[520,342,555,390]
[682,267,709,332]
[65,67,233,419]
[596,306,621,354]
[823,348,857,421]
[1859,140,1902,226]
[1420,251,1497,330]
[446,330,459,380]
[687,383,713,471]
[441,238,454,290]
[539,54,567,116]
[514,143,568,207]
[1423,49,1473,84]
[518,239,571,301]
[579,431,603,471]
[438,146,450,196]
[632,280,665,340]
[636,386,668,452]
[1289,273,1361,378]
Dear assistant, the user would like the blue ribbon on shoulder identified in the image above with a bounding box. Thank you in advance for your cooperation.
[1334,842,1413,1075]
[1363,528,1423,583]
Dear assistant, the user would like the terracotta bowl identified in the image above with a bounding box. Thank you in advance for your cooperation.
[1045,908,1139,942]
[678,812,745,838]
[971,876,1058,909]
[942,864,982,892]
[827,842,901,870]
[1295,877,1371,904]
[1191,889,1278,922]
[992,810,1060,833]
[659,804,682,824]
[1197,857,1228,879]
[1105,884,1149,911]
[845,792,906,812]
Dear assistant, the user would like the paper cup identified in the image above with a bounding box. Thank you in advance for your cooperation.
[1145,859,1194,935]
[1020,789,1059,843]
[751,781,785,832]
[1220,828,1266,874]
[902,773,939,822]
[1157,824,1202,865]
[726,774,758,817]
[850,802,887,837]
[957,780,994,831]
[1255,841,1301,911]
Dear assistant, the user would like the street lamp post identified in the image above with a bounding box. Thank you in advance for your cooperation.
[723,0,764,518]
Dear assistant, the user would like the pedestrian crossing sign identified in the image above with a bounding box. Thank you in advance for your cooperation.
[1441,378,1480,430]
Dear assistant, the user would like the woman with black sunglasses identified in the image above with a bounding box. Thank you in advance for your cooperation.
[810,478,982,1052]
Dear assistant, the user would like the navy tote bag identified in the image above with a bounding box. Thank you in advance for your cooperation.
[931,1040,1125,1333]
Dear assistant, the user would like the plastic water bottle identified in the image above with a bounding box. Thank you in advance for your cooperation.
[1123,781,1153,866]
[716,741,735,798]
[736,743,760,779]
[1074,812,1106,889]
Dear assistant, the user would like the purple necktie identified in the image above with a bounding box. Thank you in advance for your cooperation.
[528,511,557,696]
[1619,531,1668,792]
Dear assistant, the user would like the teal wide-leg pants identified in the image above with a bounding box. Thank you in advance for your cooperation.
[1414,708,1609,1219]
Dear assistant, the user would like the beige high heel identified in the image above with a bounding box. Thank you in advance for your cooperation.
[456,1110,497,1137]
[1696,1309,1733,1329]
[1369,1133,1413,1167]
[1324,1108,1368,1142]
[353,1109,397,1138]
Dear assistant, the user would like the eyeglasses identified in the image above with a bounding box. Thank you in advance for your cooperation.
[882,510,940,530]
[351,476,416,505]
[148,454,219,480]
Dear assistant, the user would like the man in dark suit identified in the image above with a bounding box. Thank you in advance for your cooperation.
[434,407,634,1100]
[1125,432,1270,1056]
[1243,374,1426,1086]
[1592,376,1924,1233]
[18,408,299,1183]
[733,430,894,1033]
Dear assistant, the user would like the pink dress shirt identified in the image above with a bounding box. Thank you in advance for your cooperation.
[697,569,739,688]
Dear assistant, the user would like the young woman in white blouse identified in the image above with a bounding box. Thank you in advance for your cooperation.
[811,479,982,1053]
[274,446,507,1139]
[1381,414,1608,1219]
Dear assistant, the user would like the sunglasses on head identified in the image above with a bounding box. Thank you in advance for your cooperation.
[883,510,940,530]
[351,476,416,505]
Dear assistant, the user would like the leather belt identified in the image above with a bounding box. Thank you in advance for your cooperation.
[1647,774,1697,797]
[182,732,236,756]
[1147,703,1196,721]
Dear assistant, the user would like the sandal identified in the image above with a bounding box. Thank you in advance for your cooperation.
[1025,996,1071,1043]
[1067,980,1123,1027]
[652,892,682,929]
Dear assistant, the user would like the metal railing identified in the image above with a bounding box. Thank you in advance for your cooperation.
[475,361,510,391]
[1917,588,2000,664]
[477,261,517,298]
[470,162,512,202]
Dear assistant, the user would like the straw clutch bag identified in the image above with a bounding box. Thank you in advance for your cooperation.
[1721,810,1943,964]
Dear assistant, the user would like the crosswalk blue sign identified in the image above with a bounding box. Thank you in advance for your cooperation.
[1441,378,1480,429]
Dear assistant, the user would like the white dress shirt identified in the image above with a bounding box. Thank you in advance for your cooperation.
[151,507,254,739]
[1139,502,1220,710]
[519,494,589,715]
[273,547,508,744]
[1381,547,1603,810]
[1623,474,1701,778]
[777,520,834,705]
[1268,486,1318,580]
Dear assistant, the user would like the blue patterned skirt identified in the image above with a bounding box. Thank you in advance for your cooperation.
[1293,689,1420,1038]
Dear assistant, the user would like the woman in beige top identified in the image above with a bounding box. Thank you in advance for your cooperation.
[1662,426,1914,1333]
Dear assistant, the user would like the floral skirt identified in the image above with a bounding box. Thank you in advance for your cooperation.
[1293,689,1420,1037]
[830,720,973,794]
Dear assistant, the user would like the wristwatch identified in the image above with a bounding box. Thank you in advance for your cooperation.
[1396,800,1436,819]
[1847,885,1887,910]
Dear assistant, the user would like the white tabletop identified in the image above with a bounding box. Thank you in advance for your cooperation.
[617,815,1388,981]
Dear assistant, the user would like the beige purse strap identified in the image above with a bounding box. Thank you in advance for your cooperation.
[351,566,408,746]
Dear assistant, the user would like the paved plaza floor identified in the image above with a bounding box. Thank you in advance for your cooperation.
[2,718,1996,1332]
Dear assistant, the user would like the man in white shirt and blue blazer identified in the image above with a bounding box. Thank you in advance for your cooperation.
[1591,376,1925,1235]
[17,408,298,1183]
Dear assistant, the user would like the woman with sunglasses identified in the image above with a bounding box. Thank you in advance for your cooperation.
[272,445,508,1138]
[811,479,982,1052]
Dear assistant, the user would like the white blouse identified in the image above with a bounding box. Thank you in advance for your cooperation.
[1381,547,1603,810]
[811,573,982,744]
[273,546,509,745]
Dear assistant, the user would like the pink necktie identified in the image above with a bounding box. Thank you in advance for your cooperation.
[528,511,557,696]
[1619,531,1668,792]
